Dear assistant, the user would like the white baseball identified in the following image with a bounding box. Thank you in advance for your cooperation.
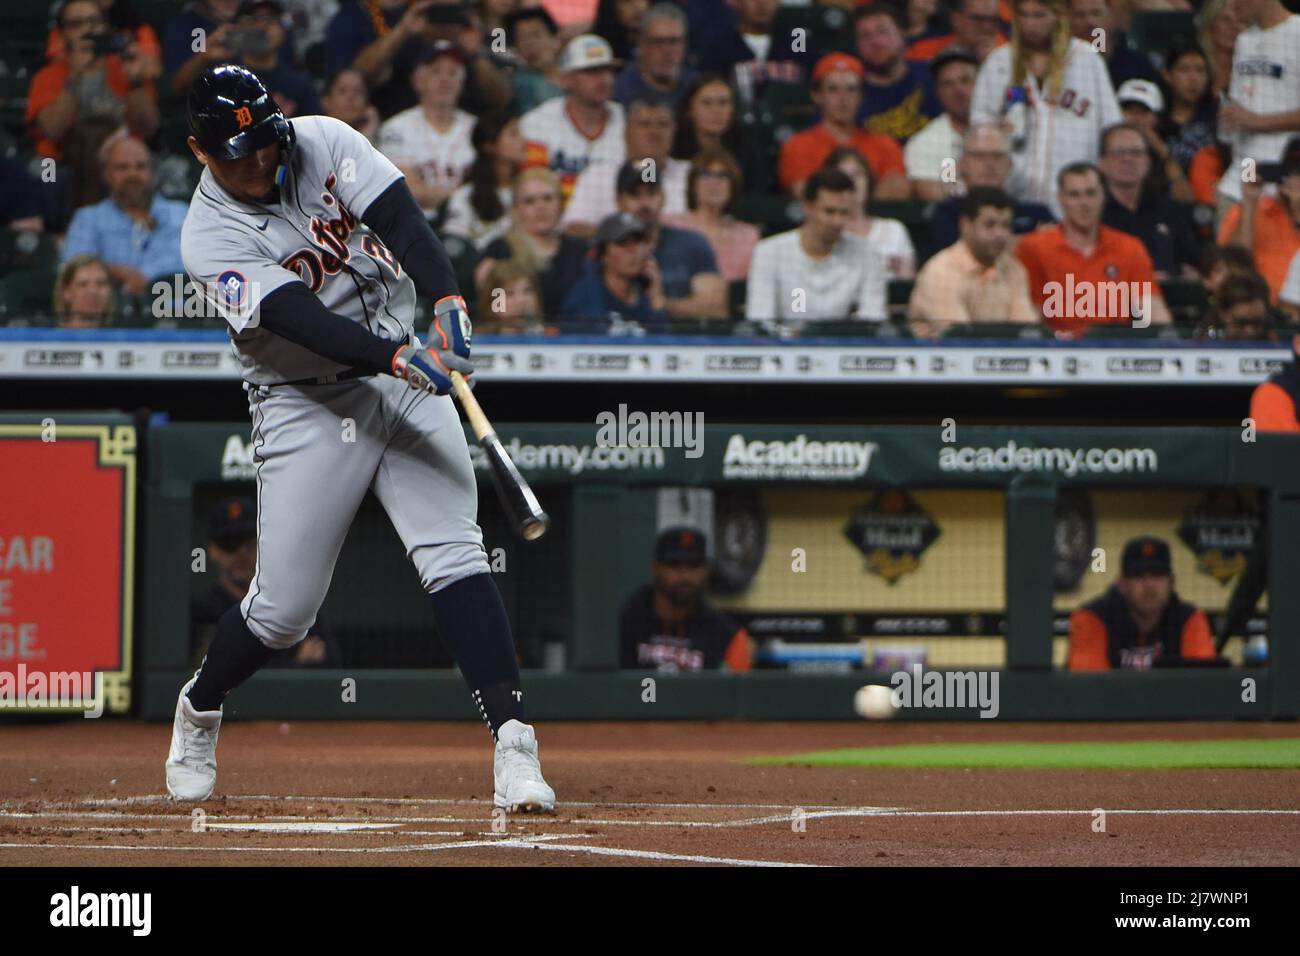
[854,684,898,720]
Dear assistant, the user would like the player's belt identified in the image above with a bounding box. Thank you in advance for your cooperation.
[273,368,373,387]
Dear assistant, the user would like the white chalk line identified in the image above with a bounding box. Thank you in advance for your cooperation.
[60,794,861,812]
[500,841,817,867]
[0,834,576,855]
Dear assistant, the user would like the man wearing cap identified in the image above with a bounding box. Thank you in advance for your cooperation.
[1220,140,1300,303]
[614,3,698,108]
[618,528,752,672]
[905,47,978,201]
[1098,122,1201,278]
[519,34,626,194]
[559,211,670,327]
[1114,79,1194,205]
[614,160,727,319]
[227,1,321,118]
[191,498,334,669]
[1068,536,1217,671]
[378,41,476,216]
[778,52,908,199]
[907,0,1006,64]
[562,97,688,235]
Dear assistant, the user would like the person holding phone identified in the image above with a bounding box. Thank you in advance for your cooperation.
[560,211,669,329]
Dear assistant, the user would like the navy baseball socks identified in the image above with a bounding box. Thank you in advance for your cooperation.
[428,572,526,739]
[186,606,277,712]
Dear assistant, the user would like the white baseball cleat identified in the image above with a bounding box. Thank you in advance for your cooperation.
[494,719,556,813]
[165,675,222,801]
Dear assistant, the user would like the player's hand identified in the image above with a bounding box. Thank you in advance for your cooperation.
[392,343,473,396]
[429,294,472,361]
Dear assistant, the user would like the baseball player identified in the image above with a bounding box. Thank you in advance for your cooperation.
[970,0,1120,217]
[164,65,555,813]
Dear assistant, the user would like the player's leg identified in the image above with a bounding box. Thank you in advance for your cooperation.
[166,381,386,799]
[371,379,555,811]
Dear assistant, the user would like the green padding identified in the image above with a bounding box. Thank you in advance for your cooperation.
[749,738,1300,768]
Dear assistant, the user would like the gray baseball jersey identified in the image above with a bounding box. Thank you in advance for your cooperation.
[181,115,489,649]
[182,115,417,385]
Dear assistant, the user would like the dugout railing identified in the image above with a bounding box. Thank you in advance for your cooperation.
[132,422,1300,722]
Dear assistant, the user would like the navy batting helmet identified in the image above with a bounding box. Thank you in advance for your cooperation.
[187,64,295,161]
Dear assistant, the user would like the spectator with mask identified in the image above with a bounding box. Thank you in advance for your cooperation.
[191,497,335,669]
[1066,0,1159,89]
[478,168,590,318]
[698,0,808,109]
[63,134,187,298]
[1068,536,1216,671]
[671,73,773,197]
[505,5,565,113]
[779,52,908,199]
[663,148,760,284]
[615,160,726,319]
[326,0,510,119]
[908,0,1007,63]
[27,0,159,199]
[227,0,321,118]
[906,46,979,200]
[614,3,697,107]
[443,113,527,250]
[560,211,670,327]
[322,68,382,142]
[1219,143,1300,303]
[378,42,477,217]
[1098,122,1201,278]
[927,123,1056,254]
[746,168,888,323]
[618,527,752,672]
[910,186,1038,337]
[854,3,941,144]
[520,34,626,194]
[52,254,114,329]
[562,97,686,234]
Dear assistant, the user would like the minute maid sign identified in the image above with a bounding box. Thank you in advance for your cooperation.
[722,433,877,480]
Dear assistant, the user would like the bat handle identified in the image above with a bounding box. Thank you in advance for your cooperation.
[449,370,493,441]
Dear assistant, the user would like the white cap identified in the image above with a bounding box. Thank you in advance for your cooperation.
[558,33,621,73]
[1116,79,1164,114]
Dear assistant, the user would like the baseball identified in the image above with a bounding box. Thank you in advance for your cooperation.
[854,684,898,720]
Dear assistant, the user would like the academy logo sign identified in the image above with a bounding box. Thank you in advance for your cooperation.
[721,434,877,480]
[221,434,256,480]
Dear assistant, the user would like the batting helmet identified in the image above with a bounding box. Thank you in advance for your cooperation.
[186,64,295,161]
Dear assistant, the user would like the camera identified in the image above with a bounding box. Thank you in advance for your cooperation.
[89,32,129,56]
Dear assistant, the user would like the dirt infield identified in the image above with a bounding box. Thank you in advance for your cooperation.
[1,720,1298,867]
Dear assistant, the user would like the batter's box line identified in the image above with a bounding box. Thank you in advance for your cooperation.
[59,794,860,812]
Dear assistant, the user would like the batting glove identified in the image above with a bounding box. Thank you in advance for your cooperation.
[430,294,472,360]
[392,343,473,396]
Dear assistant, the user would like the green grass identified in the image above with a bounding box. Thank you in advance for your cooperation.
[747,739,1300,769]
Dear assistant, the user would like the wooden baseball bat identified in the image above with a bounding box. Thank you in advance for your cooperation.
[449,370,550,541]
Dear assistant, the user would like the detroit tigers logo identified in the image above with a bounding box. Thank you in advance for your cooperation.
[217,270,247,309]
[234,106,254,129]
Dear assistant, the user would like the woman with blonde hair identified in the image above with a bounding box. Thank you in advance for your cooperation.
[970,0,1120,214]
[53,254,114,329]
[475,259,547,335]
[475,167,590,318]
[1196,0,1241,98]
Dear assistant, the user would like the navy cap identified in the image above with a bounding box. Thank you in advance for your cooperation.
[209,496,256,546]
[1121,536,1172,577]
[654,526,708,565]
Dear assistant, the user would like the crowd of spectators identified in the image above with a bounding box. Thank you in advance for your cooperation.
[1,0,1298,340]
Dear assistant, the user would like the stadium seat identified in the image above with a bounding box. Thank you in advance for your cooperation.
[941,322,1047,339]
[441,234,480,302]
[1160,277,1210,326]
[1081,323,1172,340]
[761,82,816,133]
[0,228,58,273]
[733,193,801,235]
[0,269,57,321]
[887,278,914,321]
[1126,11,1197,64]
[870,199,934,265]
[728,278,747,320]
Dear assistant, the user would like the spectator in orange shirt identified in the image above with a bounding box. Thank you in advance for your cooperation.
[1016,162,1171,335]
[1218,145,1300,302]
[1249,334,1300,431]
[778,52,909,199]
[1068,536,1218,671]
[907,0,1007,63]
[46,0,163,83]
[28,0,158,163]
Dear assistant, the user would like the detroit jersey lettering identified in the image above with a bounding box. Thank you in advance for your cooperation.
[181,115,416,385]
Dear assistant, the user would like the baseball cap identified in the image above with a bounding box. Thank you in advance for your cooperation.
[413,39,468,67]
[812,52,866,85]
[593,211,649,248]
[1121,536,1172,577]
[558,33,620,73]
[1116,79,1164,114]
[931,45,979,78]
[209,497,256,548]
[616,159,662,196]
[654,527,708,565]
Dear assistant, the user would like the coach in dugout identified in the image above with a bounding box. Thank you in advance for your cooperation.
[1067,536,1217,671]
[618,528,752,672]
